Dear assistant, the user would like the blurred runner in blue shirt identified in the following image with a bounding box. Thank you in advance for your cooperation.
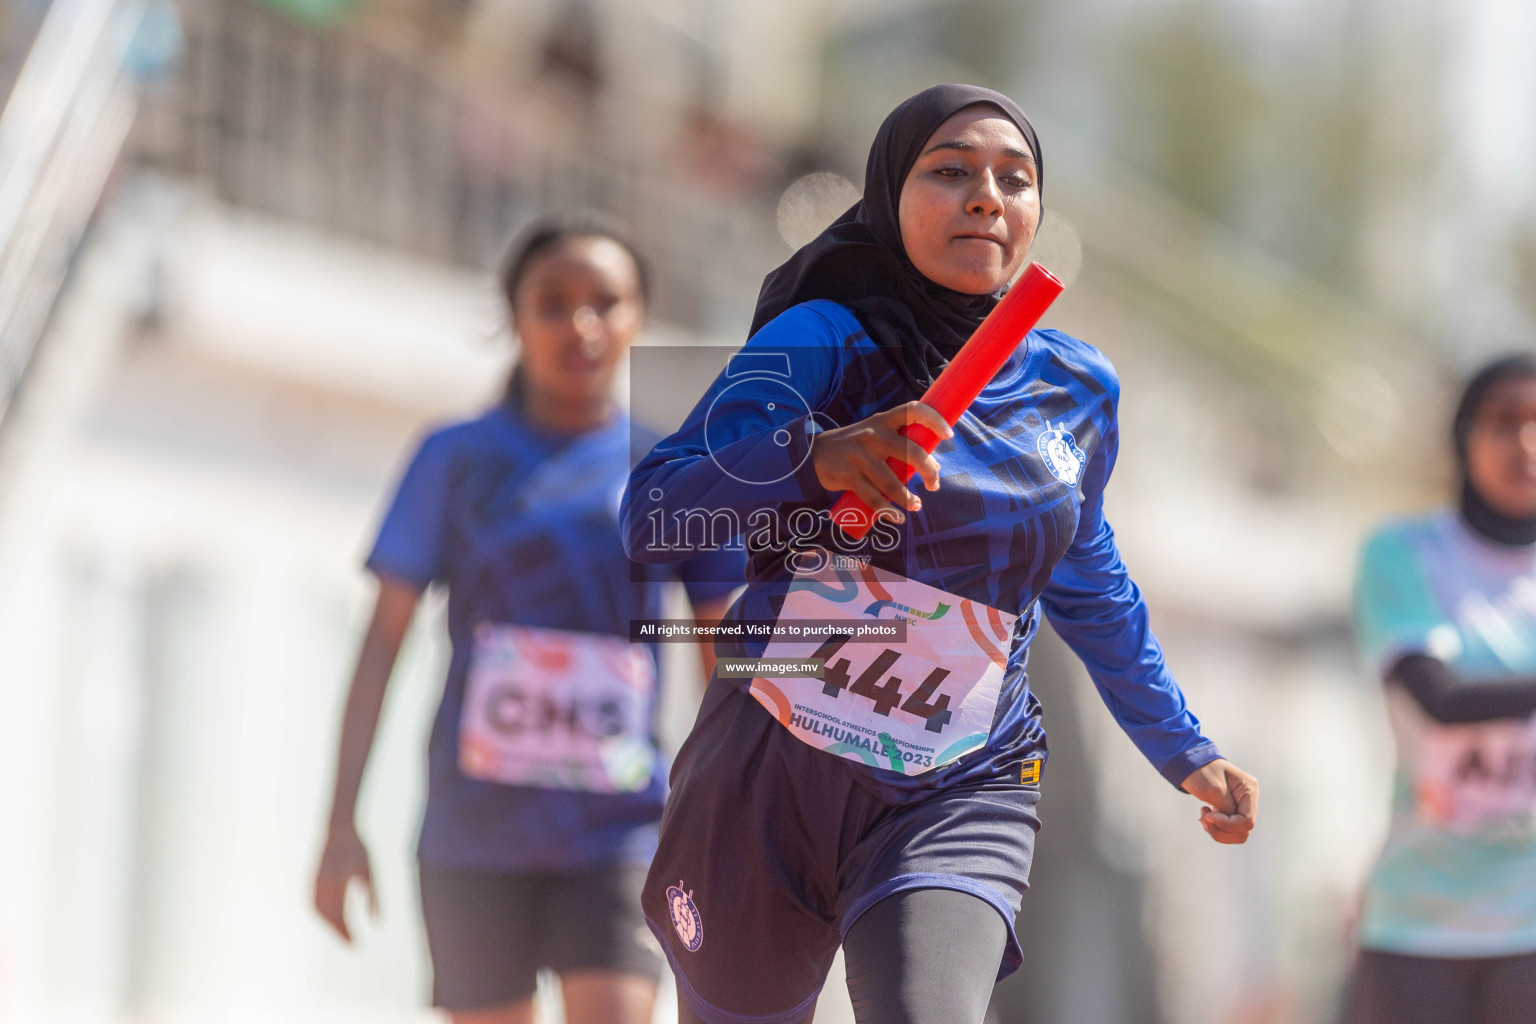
[314,216,742,1024]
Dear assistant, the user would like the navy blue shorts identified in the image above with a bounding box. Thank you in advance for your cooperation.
[419,862,663,1011]
[643,678,1042,1024]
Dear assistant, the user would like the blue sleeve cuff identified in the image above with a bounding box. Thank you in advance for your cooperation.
[1158,740,1222,790]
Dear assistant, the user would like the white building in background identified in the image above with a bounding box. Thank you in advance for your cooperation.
[0,175,740,1023]
[0,183,491,1023]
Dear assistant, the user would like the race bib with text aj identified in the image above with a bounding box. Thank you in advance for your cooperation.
[1414,717,1536,834]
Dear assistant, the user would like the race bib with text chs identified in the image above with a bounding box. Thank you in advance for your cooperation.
[459,623,657,793]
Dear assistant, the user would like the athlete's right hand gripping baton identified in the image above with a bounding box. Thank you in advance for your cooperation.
[829,263,1066,540]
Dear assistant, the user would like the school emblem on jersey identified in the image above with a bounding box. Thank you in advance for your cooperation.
[1037,425,1086,487]
[666,881,703,952]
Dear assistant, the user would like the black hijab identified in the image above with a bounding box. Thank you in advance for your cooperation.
[1453,354,1536,545]
[750,84,1042,389]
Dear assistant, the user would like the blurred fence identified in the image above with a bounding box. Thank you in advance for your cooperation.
[128,0,782,334]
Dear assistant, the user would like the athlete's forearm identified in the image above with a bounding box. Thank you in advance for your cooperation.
[1389,653,1536,724]
[623,316,843,564]
[623,427,824,563]
[326,577,419,827]
[1042,519,1213,785]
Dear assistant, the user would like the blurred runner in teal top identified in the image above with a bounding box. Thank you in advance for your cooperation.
[1348,354,1536,1024]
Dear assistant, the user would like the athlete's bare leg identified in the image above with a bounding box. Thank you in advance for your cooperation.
[562,970,657,1024]
[449,999,533,1024]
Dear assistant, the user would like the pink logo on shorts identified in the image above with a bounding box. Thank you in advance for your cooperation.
[666,881,703,952]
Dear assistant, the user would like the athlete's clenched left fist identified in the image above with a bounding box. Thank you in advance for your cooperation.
[1180,758,1260,845]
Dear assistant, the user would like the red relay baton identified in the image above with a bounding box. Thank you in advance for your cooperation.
[829,262,1066,540]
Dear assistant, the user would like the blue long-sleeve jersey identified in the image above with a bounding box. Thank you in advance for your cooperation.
[622,300,1219,799]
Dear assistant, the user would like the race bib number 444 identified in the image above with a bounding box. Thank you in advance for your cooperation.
[459,623,657,793]
[749,563,1017,775]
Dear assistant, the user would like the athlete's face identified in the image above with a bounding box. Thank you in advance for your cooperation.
[1465,375,1536,519]
[511,237,643,408]
[897,108,1039,295]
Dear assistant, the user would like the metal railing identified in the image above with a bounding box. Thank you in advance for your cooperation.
[0,0,141,432]
[128,0,781,333]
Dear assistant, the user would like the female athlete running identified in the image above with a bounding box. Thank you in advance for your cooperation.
[1347,355,1536,1024]
[621,84,1259,1024]
[313,216,742,1024]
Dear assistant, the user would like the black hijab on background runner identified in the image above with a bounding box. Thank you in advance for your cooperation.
[750,84,1043,389]
[1454,354,1536,545]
